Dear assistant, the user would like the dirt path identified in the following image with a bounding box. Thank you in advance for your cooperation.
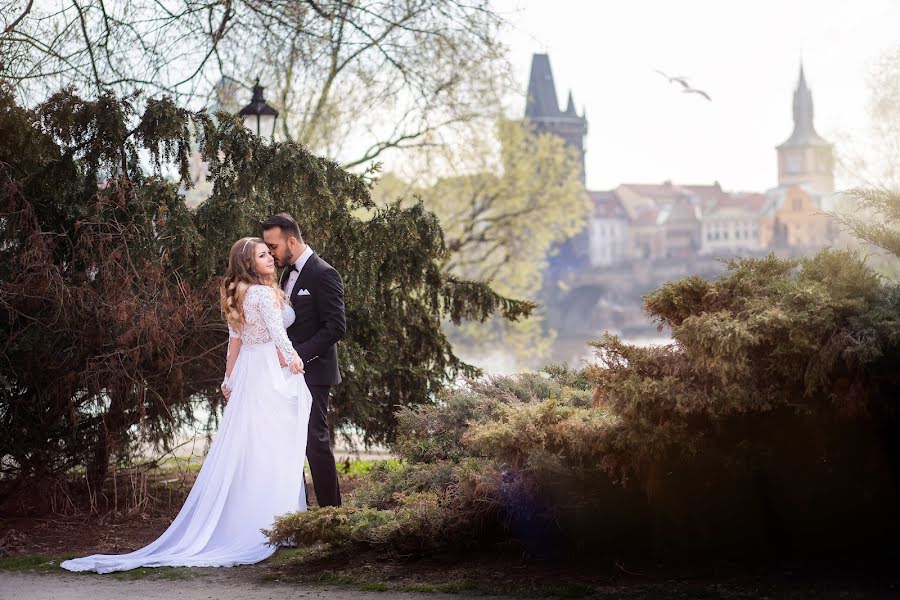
[0,570,517,600]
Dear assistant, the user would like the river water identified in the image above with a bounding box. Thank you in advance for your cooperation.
[457,334,672,376]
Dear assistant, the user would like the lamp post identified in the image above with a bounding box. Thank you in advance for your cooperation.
[237,78,279,139]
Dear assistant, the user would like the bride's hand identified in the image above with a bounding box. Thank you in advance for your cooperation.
[289,352,304,375]
[277,349,287,367]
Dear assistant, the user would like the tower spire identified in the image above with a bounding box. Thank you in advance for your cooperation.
[565,91,576,115]
[523,53,588,185]
[780,62,825,147]
[525,53,560,119]
[776,61,834,195]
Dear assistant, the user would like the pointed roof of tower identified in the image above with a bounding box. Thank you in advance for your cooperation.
[565,91,577,116]
[526,53,561,118]
[779,63,829,148]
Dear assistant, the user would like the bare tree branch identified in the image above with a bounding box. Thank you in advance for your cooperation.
[3,0,34,34]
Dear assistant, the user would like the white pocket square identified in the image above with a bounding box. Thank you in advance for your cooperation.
[297,289,311,296]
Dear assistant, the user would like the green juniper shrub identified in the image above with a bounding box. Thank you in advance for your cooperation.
[269,248,900,558]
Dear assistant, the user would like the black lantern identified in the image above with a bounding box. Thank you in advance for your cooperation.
[237,78,279,138]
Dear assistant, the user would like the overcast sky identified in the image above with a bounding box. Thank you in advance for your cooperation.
[493,0,900,193]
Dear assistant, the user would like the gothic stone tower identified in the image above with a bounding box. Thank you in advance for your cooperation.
[525,53,588,183]
[776,64,834,195]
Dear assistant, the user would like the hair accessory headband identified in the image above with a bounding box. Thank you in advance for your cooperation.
[241,238,254,252]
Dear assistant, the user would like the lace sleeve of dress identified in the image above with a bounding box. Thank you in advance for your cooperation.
[225,322,239,366]
[250,285,295,365]
[224,322,239,385]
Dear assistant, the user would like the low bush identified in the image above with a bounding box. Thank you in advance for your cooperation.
[268,249,900,557]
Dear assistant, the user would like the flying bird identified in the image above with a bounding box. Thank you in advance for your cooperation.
[655,69,690,89]
[682,87,712,101]
[655,69,712,102]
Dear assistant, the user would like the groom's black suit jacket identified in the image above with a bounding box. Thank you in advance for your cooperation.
[280,252,346,386]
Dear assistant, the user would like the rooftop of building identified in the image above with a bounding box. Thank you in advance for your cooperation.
[589,190,628,219]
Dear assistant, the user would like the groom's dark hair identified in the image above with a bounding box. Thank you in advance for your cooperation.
[262,212,303,241]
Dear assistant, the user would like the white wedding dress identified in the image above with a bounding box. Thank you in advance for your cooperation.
[61,285,312,573]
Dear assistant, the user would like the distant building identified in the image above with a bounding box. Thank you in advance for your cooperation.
[759,186,833,250]
[525,54,591,276]
[525,53,588,183]
[588,191,628,267]
[615,182,717,260]
[213,76,243,115]
[527,54,837,275]
[660,194,703,258]
[761,64,836,251]
[183,77,245,207]
[700,192,766,255]
[776,65,835,197]
[531,58,842,346]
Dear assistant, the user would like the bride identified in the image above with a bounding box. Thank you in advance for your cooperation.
[61,237,312,573]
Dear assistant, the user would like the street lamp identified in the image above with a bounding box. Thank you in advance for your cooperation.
[237,78,279,138]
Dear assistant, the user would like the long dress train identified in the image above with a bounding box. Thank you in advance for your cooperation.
[61,285,311,573]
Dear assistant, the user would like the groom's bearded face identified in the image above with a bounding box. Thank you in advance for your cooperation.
[263,229,293,268]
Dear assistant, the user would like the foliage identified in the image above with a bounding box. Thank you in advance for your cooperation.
[372,120,590,362]
[832,45,900,278]
[0,0,511,171]
[269,249,900,556]
[837,45,900,192]
[832,188,900,262]
[0,86,533,493]
[267,459,507,554]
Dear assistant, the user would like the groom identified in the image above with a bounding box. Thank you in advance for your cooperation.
[262,212,345,507]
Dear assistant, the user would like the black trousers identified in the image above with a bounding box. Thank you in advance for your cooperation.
[306,384,341,507]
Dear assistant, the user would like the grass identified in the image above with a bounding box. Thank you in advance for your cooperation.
[336,457,403,478]
[154,455,204,473]
[0,554,75,574]
[0,553,203,580]
[316,570,361,586]
[120,455,394,479]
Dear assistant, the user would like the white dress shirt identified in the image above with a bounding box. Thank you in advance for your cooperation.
[283,245,313,294]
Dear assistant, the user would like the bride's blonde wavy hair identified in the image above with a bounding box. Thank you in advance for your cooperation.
[220,237,285,330]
